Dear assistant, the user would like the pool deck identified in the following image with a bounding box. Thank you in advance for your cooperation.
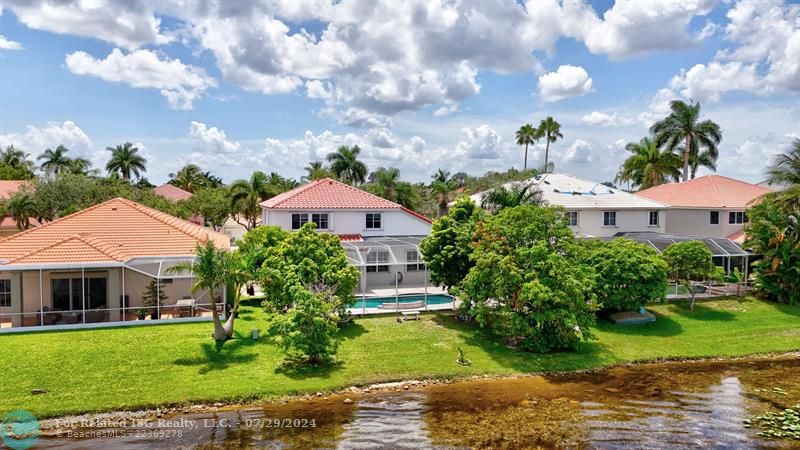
[349,287,458,315]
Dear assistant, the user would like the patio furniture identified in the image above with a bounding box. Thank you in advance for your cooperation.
[378,300,425,310]
[175,298,195,318]
[401,311,420,321]
[84,309,107,323]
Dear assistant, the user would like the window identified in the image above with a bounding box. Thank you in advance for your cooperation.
[710,211,719,224]
[51,277,107,311]
[365,213,382,230]
[406,250,425,272]
[366,250,389,272]
[565,211,579,227]
[291,213,309,230]
[0,279,10,307]
[603,211,617,227]
[648,211,659,226]
[311,213,329,230]
[729,211,747,224]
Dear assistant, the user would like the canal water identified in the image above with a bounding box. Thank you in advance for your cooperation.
[37,356,800,449]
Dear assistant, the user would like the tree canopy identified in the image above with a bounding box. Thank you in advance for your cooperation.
[662,240,718,310]
[745,199,799,305]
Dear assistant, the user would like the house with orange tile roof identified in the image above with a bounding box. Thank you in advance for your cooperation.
[0,197,230,331]
[260,178,440,303]
[0,180,38,237]
[153,183,193,202]
[635,175,772,243]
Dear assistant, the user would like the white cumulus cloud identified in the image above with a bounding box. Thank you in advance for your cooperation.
[189,121,241,153]
[538,65,593,102]
[0,35,23,50]
[581,111,635,127]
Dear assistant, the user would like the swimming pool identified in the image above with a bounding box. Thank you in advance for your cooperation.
[351,294,454,309]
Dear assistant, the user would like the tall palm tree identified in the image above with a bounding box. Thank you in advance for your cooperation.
[326,145,367,185]
[616,137,682,190]
[1,145,35,172]
[3,193,37,230]
[167,240,229,342]
[537,117,562,174]
[303,161,332,182]
[515,123,539,172]
[650,100,722,182]
[690,149,717,179]
[64,157,93,176]
[169,164,207,193]
[203,171,224,188]
[37,145,72,175]
[764,138,800,210]
[106,143,147,181]
[480,183,544,211]
[229,171,273,230]
[431,169,457,218]
[371,167,401,201]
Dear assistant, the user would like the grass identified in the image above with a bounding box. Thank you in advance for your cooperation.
[1,296,799,418]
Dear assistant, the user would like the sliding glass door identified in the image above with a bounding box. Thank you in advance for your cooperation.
[51,277,107,311]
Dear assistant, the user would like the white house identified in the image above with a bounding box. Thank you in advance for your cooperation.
[635,175,772,243]
[260,178,434,296]
[468,173,669,237]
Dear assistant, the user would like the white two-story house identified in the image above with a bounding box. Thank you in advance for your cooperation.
[260,178,433,294]
[469,173,668,237]
[635,175,772,243]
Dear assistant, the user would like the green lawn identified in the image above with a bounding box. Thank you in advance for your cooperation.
[1,297,799,418]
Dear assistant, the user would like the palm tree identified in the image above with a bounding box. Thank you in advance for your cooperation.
[64,157,93,176]
[537,117,562,174]
[106,143,147,181]
[650,100,722,182]
[167,240,229,342]
[371,167,401,201]
[616,137,682,190]
[764,138,800,210]
[37,145,72,175]
[1,145,35,172]
[690,149,717,179]
[326,145,367,185]
[3,193,37,230]
[303,161,332,182]
[480,183,545,211]
[169,164,207,193]
[203,171,224,188]
[431,169,457,218]
[229,171,273,230]
[516,123,539,172]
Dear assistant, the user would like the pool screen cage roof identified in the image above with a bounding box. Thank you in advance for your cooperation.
[603,232,750,257]
[124,256,199,279]
[342,236,426,267]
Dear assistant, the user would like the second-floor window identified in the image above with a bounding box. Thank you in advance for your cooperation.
[710,211,719,224]
[291,213,309,230]
[311,213,329,230]
[366,250,389,272]
[406,250,425,272]
[365,213,382,230]
[603,211,617,227]
[648,211,659,226]
[565,211,579,226]
[292,213,329,230]
[729,211,748,224]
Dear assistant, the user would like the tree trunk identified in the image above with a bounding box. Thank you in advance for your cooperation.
[523,143,528,171]
[544,137,551,173]
[222,286,241,339]
[682,134,692,182]
[208,287,228,341]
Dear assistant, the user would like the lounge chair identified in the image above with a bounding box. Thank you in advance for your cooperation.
[377,300,425,310]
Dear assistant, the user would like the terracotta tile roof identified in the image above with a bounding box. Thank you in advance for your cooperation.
[261,178,432,223]
[336,234,364,242]
[635,175,772,208]
[0,197,230,266]
[0,180,29,199]
[154,183,193,202]
[727,229,746,243]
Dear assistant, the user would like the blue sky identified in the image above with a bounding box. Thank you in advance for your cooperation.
[0,0,798,185]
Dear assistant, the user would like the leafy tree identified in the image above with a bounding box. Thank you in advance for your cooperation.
[419,197,484,291]
[0,146,35,179]
[366,167,418,210]
[537,117,562,174]
[63,157,94,176]
[229,171,274,230]
[616,137,682,189]
[303,161,333,182]
[169,164,208,193]
[37,145,73,176]
[266,172,298,192]
[238,226,290,281]
[744,200,799,305]
[661,241,717,310]
[764,138,800,211]
[450,172,469,187]
[141,279,167,319]
[431,169,458,218]
[258,224,359,362]
[106,142,147,181]
[651,100,722,182]
[326,145,367,185]
[480,182,544,211]
[168,240,229,341]
[460,206,597,352]
[3,193,37,230]
[183,188,230,231]
[0,164,35,180]
[583,239,668,312]
[515,123,540,171]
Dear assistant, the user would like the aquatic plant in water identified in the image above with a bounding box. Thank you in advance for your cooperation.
[745,403,800,440]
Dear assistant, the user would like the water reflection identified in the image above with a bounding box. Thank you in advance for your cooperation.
[38,357,800,449]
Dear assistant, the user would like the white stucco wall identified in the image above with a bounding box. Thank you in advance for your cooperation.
[263,209,431,236]
[566,208,666,237]
[663,208,747,238]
